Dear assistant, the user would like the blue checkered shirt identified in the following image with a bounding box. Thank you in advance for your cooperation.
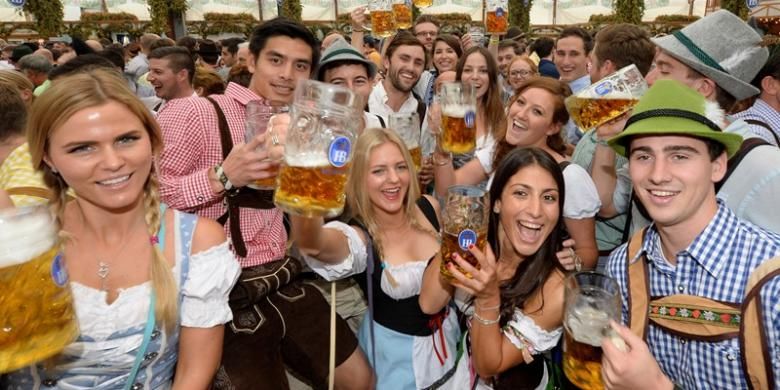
[732,98,780,146]
[607,201,780,389]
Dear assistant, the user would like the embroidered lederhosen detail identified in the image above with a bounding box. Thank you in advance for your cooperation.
[626,229,780,390]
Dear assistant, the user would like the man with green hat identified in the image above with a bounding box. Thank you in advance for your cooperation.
[600,79,780,389]
[590,9,780,235]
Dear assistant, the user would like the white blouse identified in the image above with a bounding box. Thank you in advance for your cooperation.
[71,241,239,342]
[303,221,429,300]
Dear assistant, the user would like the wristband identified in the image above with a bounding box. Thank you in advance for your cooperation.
[214,164,234,191]
[433,152,452,166]
[595,138,610,146]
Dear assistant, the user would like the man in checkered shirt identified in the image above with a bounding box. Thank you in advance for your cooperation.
[156,18,372,389]
[600,79,780,389]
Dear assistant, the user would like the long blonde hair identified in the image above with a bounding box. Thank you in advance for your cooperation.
[346,128,437,257]
[27,69,177,332]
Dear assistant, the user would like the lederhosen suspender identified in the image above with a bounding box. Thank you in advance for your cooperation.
[204,97,275,257]
[625,229,779,389]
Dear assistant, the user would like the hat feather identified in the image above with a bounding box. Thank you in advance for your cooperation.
[703,100,725,127]
[720,46,762,75]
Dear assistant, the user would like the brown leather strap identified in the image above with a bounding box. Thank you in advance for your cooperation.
[203,97,276,258]
[626,228,650,340]
[205,97,234,160]
[741,256,780,390]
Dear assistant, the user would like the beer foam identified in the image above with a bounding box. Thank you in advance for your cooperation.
[442,105,470,118]
[284,153,332,167]
[565,306,611,347]
[0,208,57,268]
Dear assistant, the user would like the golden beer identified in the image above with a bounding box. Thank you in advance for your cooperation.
[370,10,396,38]
[392,3,412,29]
[567,97,639,130]
[486,11,508,34]
[0,208,78,373]
[440,228,487,280]
[408,146,422,171]
[563,327,605,389]
[441,110,476,154]
[413,0,433,7]
[249,177,277,189]
[274,160,350,218]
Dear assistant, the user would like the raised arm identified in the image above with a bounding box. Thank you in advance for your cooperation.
[591,114,628,218]
[350,7,367,53]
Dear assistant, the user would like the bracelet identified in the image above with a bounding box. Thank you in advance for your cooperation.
[472,311,500,326]
[433,152,452,166]
[489,37,500,45]
[352,29,365,33]
[595,138,610,146]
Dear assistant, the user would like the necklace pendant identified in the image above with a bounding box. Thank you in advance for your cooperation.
[97,261,110,279]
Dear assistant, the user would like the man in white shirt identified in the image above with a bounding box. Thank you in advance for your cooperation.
[555,27,593,144]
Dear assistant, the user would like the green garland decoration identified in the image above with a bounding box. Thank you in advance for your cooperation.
[614,0,645,24]
[147,0,188,35]
[22,0,64,38]
[510,0,533,32]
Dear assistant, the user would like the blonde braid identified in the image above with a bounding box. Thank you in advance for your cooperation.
[144,169,178,333]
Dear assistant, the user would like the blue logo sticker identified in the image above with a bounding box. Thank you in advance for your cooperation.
[464,111,476,128]
[458,229,477,251]
[7,0,25,6]
[51,253,68,287]
[496,7,505,17]
[328,136,351,168]
[594,82,612,96]
[747,0,758,8]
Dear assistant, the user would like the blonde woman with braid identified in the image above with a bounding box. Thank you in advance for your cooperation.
[1,69,240,389]
[290,128,460,389]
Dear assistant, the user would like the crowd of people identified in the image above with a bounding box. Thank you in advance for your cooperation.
[0,6,779,390]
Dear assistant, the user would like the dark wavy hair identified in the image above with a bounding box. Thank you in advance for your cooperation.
[492,77,571,172]
[487,147,566,325]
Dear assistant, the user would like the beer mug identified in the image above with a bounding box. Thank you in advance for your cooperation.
[565,64,648,130]
[486,0,509,34]
[0,206,78,373]
[563,271,622,390]
[245,100,289,190]
[440,186,489,280]
[367,0,397,38]
[274,79,363,218]
[388,112,422,171]
[468,26,486,47]
[413,0,433,8]
[438,81,477,154]
[392,0,413,29]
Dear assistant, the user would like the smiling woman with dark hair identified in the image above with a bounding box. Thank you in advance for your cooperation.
[421,147,567,389]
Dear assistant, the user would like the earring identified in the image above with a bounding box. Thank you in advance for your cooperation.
[493,205,500,213]
[50,167,58,174]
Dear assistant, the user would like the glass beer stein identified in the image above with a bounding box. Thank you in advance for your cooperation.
[392,0,413,29]
[0,206,78,373]
[438,82,477,154]
[562,271,622,390]
[388,112,422,171]
[565,64,648,130]
[440,186,489,280]
[245,100,289,190]
[274,79,363,218]
[486,0,509,34]
[368,0,397,38]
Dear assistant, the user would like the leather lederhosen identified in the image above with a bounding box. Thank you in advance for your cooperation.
[205,97,275,258]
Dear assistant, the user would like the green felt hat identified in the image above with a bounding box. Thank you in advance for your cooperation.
[608,79,743,158]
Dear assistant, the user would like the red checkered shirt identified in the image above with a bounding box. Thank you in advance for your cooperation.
[157,82,287,268]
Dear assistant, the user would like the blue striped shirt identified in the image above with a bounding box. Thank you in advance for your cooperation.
[607,201,780,389]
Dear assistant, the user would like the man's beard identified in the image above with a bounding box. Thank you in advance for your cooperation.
[389,67,415,93]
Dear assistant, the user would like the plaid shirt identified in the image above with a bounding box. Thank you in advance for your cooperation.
[157,82,287,268]
[733,98,780,146]
[607,201,780,389]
